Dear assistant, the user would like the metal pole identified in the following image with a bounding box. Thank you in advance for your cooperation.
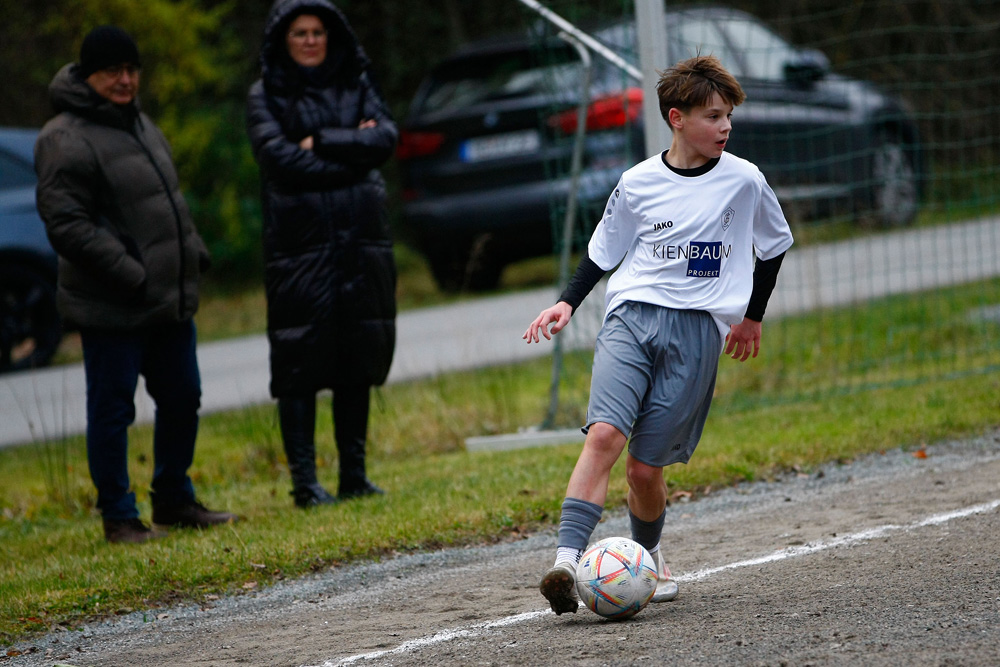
[635,0,671,157]
[543,31,592,430]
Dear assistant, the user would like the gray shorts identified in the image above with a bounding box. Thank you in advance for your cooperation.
[585,301,721,467]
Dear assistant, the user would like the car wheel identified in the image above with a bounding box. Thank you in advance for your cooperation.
[866,131,919,227]
[0,264,62,373]
[426,235,504,293]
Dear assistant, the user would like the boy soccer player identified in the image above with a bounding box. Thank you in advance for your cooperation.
[523,55,794,615]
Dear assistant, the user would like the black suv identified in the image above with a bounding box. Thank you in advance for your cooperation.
[397,6,922,291]
[0,127,62,372]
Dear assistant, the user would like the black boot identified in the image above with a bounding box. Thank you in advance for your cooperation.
[334,387,385,499]
[291,482,338,508]
[278,396,337,508]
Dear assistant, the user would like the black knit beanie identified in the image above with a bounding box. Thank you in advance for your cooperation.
[78,25,140,79]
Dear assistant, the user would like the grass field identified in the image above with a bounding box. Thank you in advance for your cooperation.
[3,270,1000,646]
[5,215,1000,647]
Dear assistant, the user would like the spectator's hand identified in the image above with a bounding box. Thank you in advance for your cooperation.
[725,317,761,362]
[299,135,314,150]
[523,302,573,343]
[358,119,377,129]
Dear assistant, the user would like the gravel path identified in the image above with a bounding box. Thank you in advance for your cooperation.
[7,431,1000,667]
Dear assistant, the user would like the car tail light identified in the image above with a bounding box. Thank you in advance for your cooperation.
[548,87,644,135]
[396,130,445,160]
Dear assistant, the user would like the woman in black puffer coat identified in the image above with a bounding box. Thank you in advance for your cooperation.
[247,0,398,508]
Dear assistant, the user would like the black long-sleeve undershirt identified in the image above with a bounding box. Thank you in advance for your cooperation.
[744,251,785,322]
[557,249,787,322]
[557,250,605,313]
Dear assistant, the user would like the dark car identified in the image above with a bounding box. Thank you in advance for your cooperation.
[0,127,62,373]
[397,6,923,291]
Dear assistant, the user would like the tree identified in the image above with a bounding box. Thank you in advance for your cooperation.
[9,0,262,281]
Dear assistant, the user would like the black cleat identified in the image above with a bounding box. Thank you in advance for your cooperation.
[540,562,579,615]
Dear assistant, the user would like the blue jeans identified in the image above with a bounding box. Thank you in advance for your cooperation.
[81,320,200,520]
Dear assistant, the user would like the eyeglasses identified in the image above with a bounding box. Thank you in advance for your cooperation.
[288,29,327,42]
[101,64,140,78]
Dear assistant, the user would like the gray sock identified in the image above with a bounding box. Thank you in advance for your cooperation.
[557,497,604,551]
[629,507,666,554]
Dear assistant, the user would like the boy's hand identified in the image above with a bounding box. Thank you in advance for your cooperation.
[523,302,573,343]
[725,317,761,361]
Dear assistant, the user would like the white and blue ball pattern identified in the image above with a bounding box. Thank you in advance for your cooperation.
[575,537,658,620]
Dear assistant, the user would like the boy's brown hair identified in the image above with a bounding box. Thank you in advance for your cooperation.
[655,55,746,124]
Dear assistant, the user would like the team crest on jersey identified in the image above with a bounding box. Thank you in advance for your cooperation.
[722,206,736,231]
[721,206,735,231]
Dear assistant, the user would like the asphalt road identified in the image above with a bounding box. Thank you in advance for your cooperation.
[8,431,1000,666]
[2,215,999,448]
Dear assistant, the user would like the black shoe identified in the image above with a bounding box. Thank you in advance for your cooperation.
[292,483,339,508]
[103,517,166,544]
[338,478,385,500]
[152,501,238,528]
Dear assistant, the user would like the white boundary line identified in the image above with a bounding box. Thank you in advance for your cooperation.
[676,498,1000,583]
[311,499,1000,667]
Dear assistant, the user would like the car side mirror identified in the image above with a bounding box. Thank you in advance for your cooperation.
[784,48,830,87]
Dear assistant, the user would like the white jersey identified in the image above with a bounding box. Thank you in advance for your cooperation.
[589,151,794,341]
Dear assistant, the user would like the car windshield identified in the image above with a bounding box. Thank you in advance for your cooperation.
[593,11,804,85]
[715,17,800,82]
[668,14,746,77]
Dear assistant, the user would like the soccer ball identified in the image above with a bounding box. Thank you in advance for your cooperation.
[575,537,657,620]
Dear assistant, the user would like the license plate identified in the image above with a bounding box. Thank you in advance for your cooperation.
[461,130,540,162]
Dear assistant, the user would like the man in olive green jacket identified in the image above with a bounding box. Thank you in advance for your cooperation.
[34,25,237,543]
